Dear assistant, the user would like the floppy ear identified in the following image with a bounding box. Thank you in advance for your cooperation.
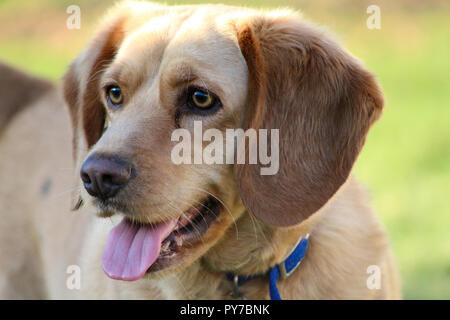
[234,13,384,226]
[63,14,126,210]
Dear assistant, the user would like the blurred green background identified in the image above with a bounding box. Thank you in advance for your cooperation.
[0,0,449,299]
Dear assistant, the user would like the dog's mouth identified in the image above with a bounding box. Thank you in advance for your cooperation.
[101,195,221,281]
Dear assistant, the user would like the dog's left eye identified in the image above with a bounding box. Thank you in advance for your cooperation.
[187,89,220,111]
[191,90,214,109]
[106,86,124,108]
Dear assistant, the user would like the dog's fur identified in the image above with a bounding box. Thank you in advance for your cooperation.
[0,2,400,299]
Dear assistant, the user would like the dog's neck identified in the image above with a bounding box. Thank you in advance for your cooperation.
[153,212,312,299]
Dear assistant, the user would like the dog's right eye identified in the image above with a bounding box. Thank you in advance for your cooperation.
[190,90,214,109]
[106,86,124,108]
[184,87,222,114]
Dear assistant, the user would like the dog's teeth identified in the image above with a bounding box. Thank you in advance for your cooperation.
[161,240,171,254]
[175,236,183,247]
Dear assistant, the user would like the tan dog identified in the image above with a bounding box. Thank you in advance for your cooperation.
[0,2,400,299]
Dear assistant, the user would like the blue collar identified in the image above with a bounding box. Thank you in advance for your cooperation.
[226,234,309,300]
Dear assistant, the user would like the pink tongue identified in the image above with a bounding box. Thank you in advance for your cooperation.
[102,218,177,281]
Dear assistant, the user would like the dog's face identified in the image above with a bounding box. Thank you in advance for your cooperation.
[64,3,383,281]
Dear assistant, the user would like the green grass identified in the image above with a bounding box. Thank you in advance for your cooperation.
[1,0,449,299]
[0,40,74,79]
[353,14,450,298]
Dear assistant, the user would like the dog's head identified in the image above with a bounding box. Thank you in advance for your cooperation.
[64,2,383,281]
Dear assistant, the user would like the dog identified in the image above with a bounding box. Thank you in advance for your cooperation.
[0,2,400,299]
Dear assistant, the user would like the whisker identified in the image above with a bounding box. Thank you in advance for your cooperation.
[247,211,267,247]
[47,185,81,201]
[171,184,239,240]
[169,197,213,243]
[160,194,205,243]
[175,195,223,234]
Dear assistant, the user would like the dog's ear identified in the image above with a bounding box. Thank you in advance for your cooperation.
[234,13,384,226]
[63,13,127,210]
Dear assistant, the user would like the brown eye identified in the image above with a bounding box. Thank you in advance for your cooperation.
[191,90,214,109]
[106,86,123,108]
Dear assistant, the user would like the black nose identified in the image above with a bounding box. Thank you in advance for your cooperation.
[80,154,133,200]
